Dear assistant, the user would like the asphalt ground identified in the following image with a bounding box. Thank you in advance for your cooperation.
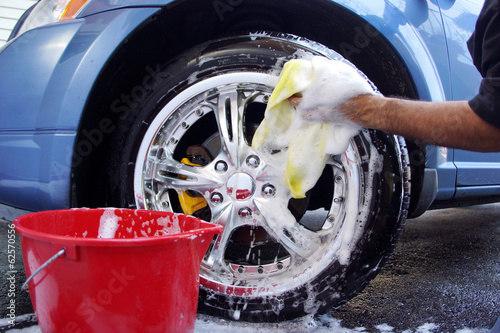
[0,203,499,332]
[332,203,500,332]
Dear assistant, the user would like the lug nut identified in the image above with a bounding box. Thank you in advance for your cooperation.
[246,155,260,168]
[262,184,276,198]
[238,207,252,219]
[215,161,228,173]
[257,266,265,274]
[211,192,223,204]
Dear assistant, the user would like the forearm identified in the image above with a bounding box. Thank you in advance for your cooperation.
[345,95,500,152]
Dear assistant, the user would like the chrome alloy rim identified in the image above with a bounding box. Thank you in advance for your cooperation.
[134,72,363,297]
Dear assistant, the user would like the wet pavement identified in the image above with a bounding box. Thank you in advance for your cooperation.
[1,203,499,332]
[0,216,34,328]
[332,203,500,332]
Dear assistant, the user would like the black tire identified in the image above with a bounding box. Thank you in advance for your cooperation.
[105,33,410,322]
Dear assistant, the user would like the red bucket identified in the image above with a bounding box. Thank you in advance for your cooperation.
[13,208,222,333]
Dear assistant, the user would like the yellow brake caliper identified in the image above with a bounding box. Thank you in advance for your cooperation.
[178,146,212,216]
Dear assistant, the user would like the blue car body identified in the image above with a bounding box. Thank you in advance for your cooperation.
[0,0,498,217]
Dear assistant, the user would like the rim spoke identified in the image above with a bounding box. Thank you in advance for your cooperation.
[152,155,223,192]
[215,91,240,164]
[203,206,238,279]
[278,226,323,260]
[254,197,324,260]
[214,89,254,167]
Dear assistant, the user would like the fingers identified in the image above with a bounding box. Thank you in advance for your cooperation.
[288,95,302,107]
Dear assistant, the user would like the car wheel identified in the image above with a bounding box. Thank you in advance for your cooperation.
[106,33,410,321]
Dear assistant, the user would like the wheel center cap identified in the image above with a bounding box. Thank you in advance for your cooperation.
[227,173,255,201]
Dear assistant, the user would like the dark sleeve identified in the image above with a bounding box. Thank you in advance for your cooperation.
[467,0,500,128]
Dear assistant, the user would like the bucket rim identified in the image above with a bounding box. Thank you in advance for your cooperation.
[13,208,223,247]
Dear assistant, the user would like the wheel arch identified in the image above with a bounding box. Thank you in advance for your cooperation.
[72,0,435,212]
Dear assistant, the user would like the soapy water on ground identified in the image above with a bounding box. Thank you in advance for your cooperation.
[1,313,489,333]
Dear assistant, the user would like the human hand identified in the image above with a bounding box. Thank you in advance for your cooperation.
[286,57,376,125]
[288,94,357,125]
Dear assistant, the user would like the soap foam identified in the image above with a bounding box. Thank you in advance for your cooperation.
[156,215,182,235]
[97,209,122,239]
[98,210,184,239]
[299,57,376,126]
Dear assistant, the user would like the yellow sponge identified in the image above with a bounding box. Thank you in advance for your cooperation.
[252,56,372,199]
